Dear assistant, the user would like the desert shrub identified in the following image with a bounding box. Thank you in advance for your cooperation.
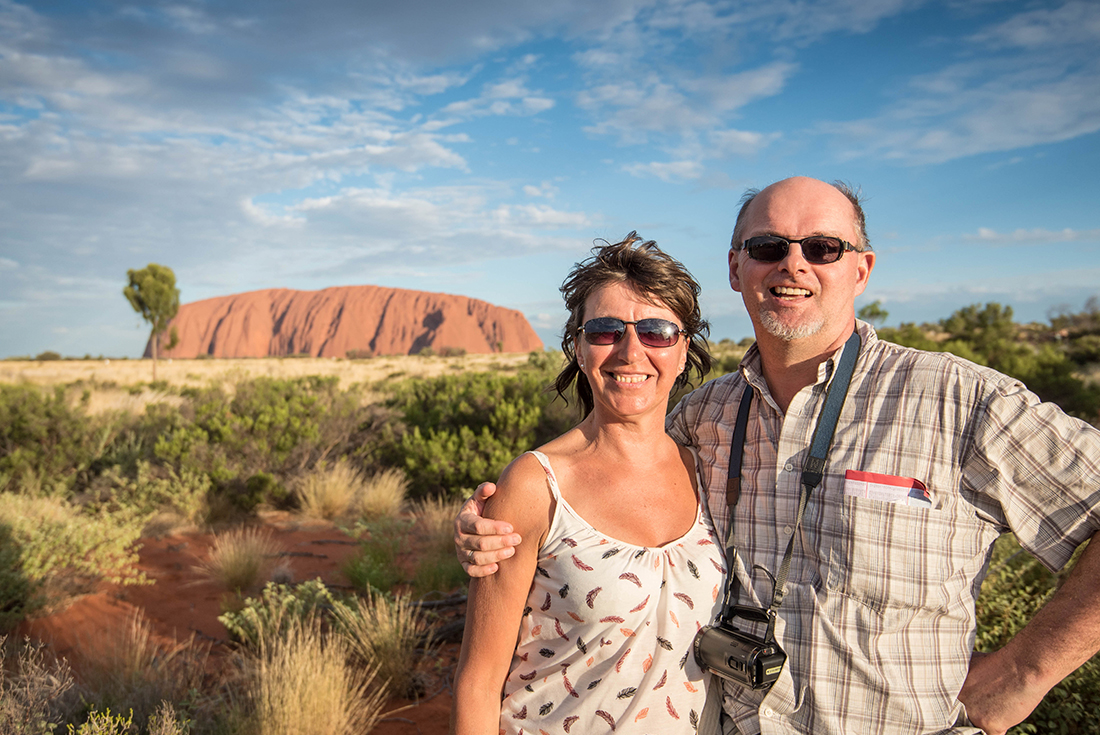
[332,592,436,699]
[0,494,146,609]
[219,578,341,651]
[380,369,572,498]
[880,303,1100,423]
[196,527,283,593]
[0,636,77,733]
[0,524,36,630]
[95,461,211,527]
[343,518,411,594]
[410,550,466,598]
[34,351,61,362]
[244,614,384,735]
[974,535,1100,733]
[66,708,133,735]
[0,385,101,495]
[150,377,372,509]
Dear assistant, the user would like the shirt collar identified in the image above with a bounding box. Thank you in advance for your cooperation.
[738,320,878,400]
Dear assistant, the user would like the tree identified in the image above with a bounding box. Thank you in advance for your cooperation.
[124,263,180,381]
[857,299,889,326]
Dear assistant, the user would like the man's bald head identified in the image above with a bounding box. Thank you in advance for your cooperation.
[730,177,870,253]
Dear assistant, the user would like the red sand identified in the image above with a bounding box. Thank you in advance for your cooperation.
[17,517,457,735]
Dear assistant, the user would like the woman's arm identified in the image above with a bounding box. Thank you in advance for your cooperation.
[451,454,552,735]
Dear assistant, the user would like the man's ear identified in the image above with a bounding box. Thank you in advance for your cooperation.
[728,248,742,293]
[853,250,876,297]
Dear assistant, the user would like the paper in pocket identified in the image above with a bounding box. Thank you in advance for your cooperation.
[843,470,932,508]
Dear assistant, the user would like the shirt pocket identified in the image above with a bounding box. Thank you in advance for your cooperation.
[824,492,983,614]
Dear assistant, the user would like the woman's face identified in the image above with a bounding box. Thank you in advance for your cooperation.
[577,281,689,422]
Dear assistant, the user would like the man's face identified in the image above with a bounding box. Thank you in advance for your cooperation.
[729,177,875,351]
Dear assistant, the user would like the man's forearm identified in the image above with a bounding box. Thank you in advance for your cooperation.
[1007,530,1100,686]
[960,530,1100,734]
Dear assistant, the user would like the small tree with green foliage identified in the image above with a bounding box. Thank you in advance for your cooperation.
[857,299,889,327]
[123,263,180,382]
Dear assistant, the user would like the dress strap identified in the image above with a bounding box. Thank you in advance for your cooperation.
[526,450,562,501]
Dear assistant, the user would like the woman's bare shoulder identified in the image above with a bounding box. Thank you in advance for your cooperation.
[485,452,553,528]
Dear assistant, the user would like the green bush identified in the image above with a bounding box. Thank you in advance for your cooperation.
[219,578,344,652]
[0,494,146,608]
[95,460,211,525]
[0,524,36,631]
[880,303,1100,423]
[343,518,411,594]
[0,385,99,495]
[380,369,573,498]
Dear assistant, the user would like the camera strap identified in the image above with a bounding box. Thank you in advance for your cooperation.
[717,329,861,629]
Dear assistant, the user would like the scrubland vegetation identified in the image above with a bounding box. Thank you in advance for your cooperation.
[1,300,1099,733]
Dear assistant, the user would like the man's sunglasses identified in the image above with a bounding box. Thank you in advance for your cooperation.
[741,235,858,265]
[578,317,685,348]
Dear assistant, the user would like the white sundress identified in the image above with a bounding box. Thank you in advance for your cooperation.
[500,450,725,734]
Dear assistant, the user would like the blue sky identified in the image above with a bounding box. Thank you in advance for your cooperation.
[1,0,1098,358]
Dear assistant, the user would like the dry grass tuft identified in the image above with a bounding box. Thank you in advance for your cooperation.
[196,526,283,592]
[248,615,386,735]
[296,462,408,521]
[296,460,362,520]
[412,495,463,552]
[74,611,207,730]
[358,467,408,520]
[333,592,435,699]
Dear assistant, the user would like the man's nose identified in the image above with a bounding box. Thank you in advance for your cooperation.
[777,241,810,273]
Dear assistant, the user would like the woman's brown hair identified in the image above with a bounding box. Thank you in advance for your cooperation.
[553,232,712,416]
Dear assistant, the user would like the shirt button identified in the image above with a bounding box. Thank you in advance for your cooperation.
[783,525,793,535]
[763,707,775,718]
[784,462,794,472]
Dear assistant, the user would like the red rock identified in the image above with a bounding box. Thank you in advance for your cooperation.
[146,285,543,358]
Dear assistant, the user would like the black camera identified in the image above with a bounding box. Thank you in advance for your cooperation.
[693,605,786,690]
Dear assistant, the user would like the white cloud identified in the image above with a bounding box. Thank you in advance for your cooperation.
[824,3,1100,164]
[966,227,1100,244]
[492,203,591,228]
[970,0,1100,49]
[707,128,780,157]
[241,198,306,227]
[438,76,556,121]
[0,257,18,270]
[523,181,559,199]
[622,160,703,182]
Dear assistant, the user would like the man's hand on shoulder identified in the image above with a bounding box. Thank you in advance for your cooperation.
[454,482,522,578]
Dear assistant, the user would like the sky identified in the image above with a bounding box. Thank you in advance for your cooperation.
[1,0,1098,358]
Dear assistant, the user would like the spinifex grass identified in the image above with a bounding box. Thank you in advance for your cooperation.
[247,614,385,735]
[332,592,436,700]
[196,526,283,593]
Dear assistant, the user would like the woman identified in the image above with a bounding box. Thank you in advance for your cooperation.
[451,233,724,734]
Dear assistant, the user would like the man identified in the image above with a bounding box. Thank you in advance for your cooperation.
[455,177,1100,734]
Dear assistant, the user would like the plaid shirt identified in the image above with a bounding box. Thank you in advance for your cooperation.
[667,321,1100,735]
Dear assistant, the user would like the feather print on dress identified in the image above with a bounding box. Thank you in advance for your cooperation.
[500,451,721,734]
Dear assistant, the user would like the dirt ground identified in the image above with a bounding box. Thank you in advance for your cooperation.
[17,515,459,735]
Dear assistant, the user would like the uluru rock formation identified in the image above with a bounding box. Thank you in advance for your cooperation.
[147,285,543,358]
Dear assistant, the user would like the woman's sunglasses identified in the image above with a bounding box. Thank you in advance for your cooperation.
[578,317,685,348]
[741,235,858,265]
